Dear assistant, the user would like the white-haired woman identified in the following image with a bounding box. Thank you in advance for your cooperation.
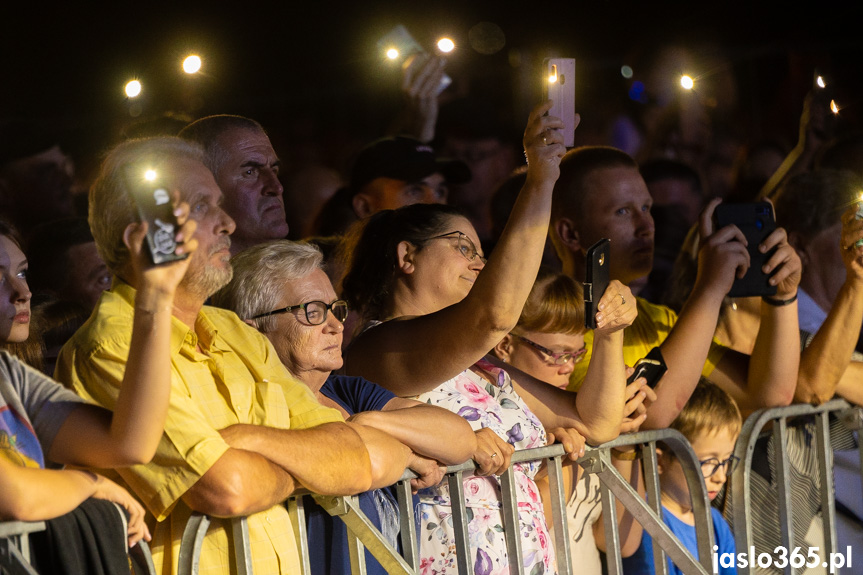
[212,239,477,575]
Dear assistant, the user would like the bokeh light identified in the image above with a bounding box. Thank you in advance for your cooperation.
[144,170,157,181]
[830,99,840,114]
[437,38,455,53]
[816,76,826,89]
[183,55,202,74]
[386,48,399,60]
[125,80,142,98]
[621,65,633,79]
[680,75,694,90]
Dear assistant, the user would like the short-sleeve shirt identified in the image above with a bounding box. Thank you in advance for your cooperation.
[568,297,726,391]
[305,374,398,575]
[0,351,83,469]
[55,280,343,575]
[622,506,736,575]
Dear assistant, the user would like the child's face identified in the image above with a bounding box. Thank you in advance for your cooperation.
[660,427,739,507]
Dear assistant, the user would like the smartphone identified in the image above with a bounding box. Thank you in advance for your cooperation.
[378,25,452,94]
[124,167,187,265]
[627,347,668,389]
[713,202,777,298]
[584,238,610,329]
[542,58,576,147]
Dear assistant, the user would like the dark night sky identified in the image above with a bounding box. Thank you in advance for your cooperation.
[2,1,861,160]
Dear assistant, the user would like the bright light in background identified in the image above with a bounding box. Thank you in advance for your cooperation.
[830,99,840,114]
[621,65,633,79]
[144,170,157,181]
[437,37,455,53]
[680,75,694,90]
[183,55,202,74]
[125,80,142,98]
[386,48,399,60]
[816,76,826,89]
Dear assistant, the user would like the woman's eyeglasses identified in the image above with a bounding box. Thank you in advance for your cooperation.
[511,333,587,366]
[252,299,349,325]
[426,231,487,265]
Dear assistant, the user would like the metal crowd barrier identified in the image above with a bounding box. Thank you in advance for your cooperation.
[175,429,717,575]
[0,503,156,575]
[730,398,862,575]
[0,521,44,575]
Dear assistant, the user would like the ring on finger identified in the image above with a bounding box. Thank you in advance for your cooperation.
[620,294,626,305]
[490,452,498,459]
[542,135,548,145]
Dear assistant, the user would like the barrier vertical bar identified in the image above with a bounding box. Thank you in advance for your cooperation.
[231,517,252,575]
[396,479,420,570]
[772,418,795,575]
[600,467,622,575]
[499,465,524,574]
[815,412,837,557]
[287,497,312,575]
[546,454,573,575]
[447,471,472,574]
[642,441,669,575]
[177,513,211,575]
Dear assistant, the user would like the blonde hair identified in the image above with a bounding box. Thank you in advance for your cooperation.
[516,268,585,336]
[670,378,742,441]
[89,137,205,276]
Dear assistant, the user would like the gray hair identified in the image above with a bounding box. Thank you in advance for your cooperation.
[211,240,324,333]
[89,137,205,276]
[178,115,265,177]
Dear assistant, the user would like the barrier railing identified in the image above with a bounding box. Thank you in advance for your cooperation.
[729,398,861,575]
[0,521,44,575]
[175,429,717,575]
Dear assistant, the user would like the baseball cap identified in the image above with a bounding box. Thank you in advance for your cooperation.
[350,136,471,194]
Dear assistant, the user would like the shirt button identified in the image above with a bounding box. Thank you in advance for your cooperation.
[266,516,272,524]
[235,404,242,411]
[262,379,269,383]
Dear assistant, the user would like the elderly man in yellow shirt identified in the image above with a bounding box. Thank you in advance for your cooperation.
[56,137,412,575]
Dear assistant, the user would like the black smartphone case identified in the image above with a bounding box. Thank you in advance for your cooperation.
[584,238,610,329]
[627,347,668,389]
[713,202,778,298]
[125,169,187,265]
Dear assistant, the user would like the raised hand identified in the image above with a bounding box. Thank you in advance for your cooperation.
[594,280,636,332]
[694,198,751,301]
[523,100,573,187]
[398,54,446,143]
[840,206,863,283]
[122,198,198,298]
[759,225,801,300]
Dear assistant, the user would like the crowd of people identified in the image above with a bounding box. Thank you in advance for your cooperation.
[1,44,862,575]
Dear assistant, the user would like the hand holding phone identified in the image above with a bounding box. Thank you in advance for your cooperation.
[584,238,610,329]
[378,25,452,95]
[626,347,668,389]
[124,167,188,265]
[543,58,576,147]
[713,201,778,298]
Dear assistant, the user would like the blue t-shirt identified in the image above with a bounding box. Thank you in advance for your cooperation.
[622,506,736,575]
[305,375,400,575]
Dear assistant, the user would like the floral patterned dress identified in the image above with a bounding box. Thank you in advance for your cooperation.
[415,359,556,575]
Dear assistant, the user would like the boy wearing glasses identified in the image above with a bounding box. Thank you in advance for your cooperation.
[623,380,740,575]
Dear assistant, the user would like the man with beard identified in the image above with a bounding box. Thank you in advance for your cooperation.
[549,146,801,429]
[179,115,289,255]
[55,137,410,575]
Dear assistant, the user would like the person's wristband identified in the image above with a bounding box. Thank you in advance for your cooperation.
[762,292,798,307]
[611,447,642,461]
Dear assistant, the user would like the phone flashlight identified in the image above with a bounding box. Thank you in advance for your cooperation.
[816,75,827,89]
[437,38,455,53]
[385,48,399,60]
[830,100,840,115]
[680,75,694,90]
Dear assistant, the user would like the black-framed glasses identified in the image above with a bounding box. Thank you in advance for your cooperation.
[426,230,487,265]
[699,455,740,478]
[251,299,349,325]
[511,333,587,366]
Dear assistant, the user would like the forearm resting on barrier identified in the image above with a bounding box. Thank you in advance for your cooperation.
[182,447,296,517]
[218,422,373,495]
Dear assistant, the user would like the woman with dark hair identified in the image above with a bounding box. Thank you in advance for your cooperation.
[341,103,638,573]
[0,209,196,560]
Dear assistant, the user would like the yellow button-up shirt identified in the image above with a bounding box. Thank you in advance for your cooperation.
[56,280,343,575]
[568,296,726,391]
